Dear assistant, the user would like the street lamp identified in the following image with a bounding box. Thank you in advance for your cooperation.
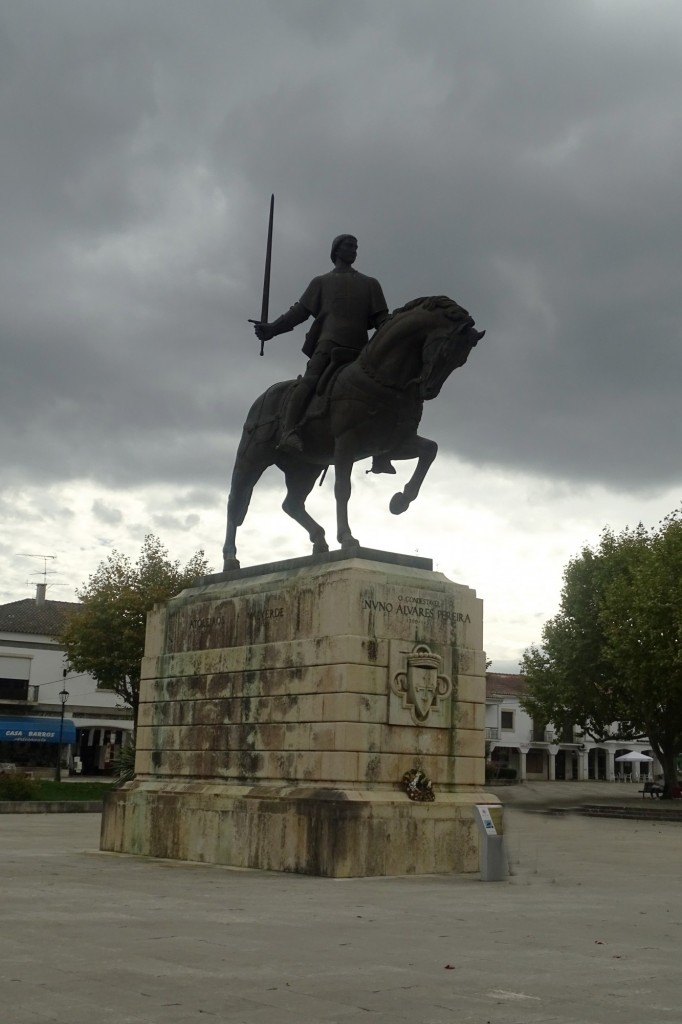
[55,686,69,783]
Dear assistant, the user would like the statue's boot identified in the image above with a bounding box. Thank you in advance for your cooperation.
[278,430,304,454]
[370,454,397,475]
[276,380,314,454]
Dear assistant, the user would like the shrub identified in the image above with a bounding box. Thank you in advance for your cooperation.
[111,741,136,787]
[0,771,38,801]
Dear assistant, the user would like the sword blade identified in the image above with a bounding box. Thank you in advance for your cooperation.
[259,194,274,355]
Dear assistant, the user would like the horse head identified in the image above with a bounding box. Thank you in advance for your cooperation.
[357,294,484,398]
[415,297,485,400]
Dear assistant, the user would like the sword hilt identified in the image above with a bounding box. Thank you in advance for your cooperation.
[248,319,266,357]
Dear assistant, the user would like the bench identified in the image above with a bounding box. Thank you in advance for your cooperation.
[640,781,663,798]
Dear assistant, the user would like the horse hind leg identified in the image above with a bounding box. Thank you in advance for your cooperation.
[222,458,270,571]
[282,464,329,555]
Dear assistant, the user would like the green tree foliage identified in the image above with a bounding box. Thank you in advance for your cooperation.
[59,535,209,724]
[522,511,682,796]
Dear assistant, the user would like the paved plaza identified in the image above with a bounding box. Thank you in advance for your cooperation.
[1,792,680,1024]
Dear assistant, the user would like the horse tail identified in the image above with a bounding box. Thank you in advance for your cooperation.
[226,381,295,545]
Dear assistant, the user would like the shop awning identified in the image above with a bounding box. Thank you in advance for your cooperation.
[0,716,77,744]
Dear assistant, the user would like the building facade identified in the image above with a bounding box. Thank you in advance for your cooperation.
[486,673,659,783]
[0,584,133,775]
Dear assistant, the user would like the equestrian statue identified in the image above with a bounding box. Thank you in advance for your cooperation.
[222,204,484,571]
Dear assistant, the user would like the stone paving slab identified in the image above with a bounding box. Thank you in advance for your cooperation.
[488,779,666,806]
[1,810,680,1023]
[489,780,682,820]
[0,800,103,814]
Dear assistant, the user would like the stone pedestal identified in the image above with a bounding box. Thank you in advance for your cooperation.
[101,549,498,876]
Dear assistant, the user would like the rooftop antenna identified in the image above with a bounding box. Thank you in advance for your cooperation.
[24,578,68,589]
[18,554,57,584]
[18,554,63,599]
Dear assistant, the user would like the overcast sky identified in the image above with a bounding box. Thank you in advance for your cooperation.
[2,1,681,670]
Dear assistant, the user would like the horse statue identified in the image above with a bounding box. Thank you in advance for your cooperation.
[222,296,484,570]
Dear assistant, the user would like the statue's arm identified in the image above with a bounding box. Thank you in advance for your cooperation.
[253,302,310,342]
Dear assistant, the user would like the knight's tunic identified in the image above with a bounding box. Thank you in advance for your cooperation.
[299,269,387,357]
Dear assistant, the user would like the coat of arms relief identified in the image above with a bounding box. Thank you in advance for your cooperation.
[390,643,452,726]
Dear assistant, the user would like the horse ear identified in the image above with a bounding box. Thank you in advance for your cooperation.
[475,329,486,341]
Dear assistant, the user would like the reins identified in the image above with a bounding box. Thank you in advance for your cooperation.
[356,313,423,394]
[356,348,419,393]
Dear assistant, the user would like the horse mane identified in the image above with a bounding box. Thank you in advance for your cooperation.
[389,295,471,325]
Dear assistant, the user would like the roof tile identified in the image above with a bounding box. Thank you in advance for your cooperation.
[0,598,81,638]
[486,672,526,698]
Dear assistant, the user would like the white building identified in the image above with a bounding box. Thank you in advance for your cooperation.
[0,584,133,774]
[486,673,659,783]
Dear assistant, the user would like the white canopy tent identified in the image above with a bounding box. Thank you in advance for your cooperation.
[615,751,654,762]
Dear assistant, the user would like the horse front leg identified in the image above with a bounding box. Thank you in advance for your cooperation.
[388,435,438,515]
[333,437,360,551]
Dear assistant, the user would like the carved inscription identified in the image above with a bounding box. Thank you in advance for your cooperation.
[252,607,284,622]
[188,608,285,630]
[362,595,470,624]
[189,616,225,630]
[169,601,287,653]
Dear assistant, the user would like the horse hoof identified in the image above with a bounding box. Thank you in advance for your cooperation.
[389,492,410,515]
[222,558,240,572]
[312,539,329,555]
[340,537,360,554]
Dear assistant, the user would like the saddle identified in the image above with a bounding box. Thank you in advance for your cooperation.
[300,347,357,425]
[316,347,357,396]
[278,347,360,455]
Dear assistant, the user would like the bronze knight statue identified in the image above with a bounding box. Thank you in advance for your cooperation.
[253,233,394,473]
[222,210,485,571]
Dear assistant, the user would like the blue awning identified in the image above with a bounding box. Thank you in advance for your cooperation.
[0,716,77,744]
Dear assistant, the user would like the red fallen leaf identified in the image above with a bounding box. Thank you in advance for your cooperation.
[444,964,456,970]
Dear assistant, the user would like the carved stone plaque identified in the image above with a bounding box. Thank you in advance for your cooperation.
[388,641,453,727]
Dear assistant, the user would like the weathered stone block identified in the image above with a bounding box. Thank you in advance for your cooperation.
[456,700,486,731]
[455,673,487,704]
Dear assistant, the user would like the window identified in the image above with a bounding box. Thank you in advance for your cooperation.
[0,655,31,701]
[500,710,515,731]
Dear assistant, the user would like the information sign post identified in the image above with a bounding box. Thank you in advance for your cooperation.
[473,804,508,881]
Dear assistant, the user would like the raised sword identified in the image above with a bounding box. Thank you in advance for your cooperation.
[248,193,274,356]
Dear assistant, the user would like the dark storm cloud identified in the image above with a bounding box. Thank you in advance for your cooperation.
[2,0,682,496]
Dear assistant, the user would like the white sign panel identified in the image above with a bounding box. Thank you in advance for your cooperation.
[474,804,498,835]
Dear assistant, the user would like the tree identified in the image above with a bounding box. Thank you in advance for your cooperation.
[521,511,682,797]
[59,535,210,725]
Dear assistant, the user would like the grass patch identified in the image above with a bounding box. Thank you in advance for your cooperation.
[33,780,112,801]
[0,773,113,802]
